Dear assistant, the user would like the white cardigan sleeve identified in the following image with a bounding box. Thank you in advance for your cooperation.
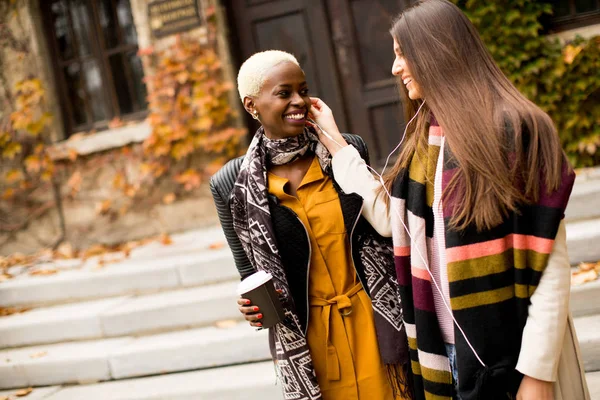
[331,145,392,237]
[516,220,571,382]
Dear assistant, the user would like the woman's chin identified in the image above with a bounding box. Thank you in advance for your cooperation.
[408,91,421,100]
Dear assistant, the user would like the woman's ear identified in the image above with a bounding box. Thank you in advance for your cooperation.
[243,97,255,116]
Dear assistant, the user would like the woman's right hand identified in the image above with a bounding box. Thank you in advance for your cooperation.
[237,298,263,328]
[308,97,348,155]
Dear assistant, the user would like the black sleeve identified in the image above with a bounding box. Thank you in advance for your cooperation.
[209,162,255,280]
[342,133,371,166]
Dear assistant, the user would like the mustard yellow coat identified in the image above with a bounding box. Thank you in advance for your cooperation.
[268,156,402,400]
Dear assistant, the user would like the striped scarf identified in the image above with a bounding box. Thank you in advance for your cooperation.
[390,118,575,400]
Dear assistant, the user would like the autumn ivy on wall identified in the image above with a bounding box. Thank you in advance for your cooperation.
[0,0,68,249]
[0,1,245,250]
[103,12,247,215]
[454,0,600,167]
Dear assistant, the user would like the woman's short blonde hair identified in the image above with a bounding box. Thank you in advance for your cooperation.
[237,50,300,101]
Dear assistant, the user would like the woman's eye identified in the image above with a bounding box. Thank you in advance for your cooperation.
[301,89,309,95]
[278,91,289,96]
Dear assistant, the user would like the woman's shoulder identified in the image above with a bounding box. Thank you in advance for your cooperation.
[341,133,370,164]
[209,155,245,200]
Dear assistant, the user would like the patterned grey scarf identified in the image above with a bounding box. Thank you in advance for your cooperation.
[230,126,328,400]
[263,126,330,169]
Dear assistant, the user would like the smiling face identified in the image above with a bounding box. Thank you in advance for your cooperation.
[391,38,423,100]
[244,61,310,139]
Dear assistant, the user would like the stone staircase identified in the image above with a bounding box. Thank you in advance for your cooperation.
[0,168,598,399]
[0,227,277,399]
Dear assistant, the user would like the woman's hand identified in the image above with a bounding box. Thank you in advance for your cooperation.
[516,375,554,400]
[237,298,263,328]
[308,97,348,155]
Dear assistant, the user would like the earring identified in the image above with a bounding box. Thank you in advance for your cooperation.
[251,110,259,121]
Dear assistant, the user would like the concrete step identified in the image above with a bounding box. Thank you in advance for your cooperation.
[100,281,241,337]
[109,322,269,379]
[566,217,600,265]
[0,337,131,389]
[571,279,600,318]
[0,386,61,399]
[588,370,600,400]
[0,281,242,348]
[0,322,269,389]
[574,314,600,373]
[566,167,600,222]
[0,246,238,308]
[50,362,280,400]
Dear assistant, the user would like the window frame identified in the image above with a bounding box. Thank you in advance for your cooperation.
[546,0,600,32]
[40,0,148,137]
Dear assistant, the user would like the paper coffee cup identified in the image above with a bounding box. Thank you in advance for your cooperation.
[237,271,285,329]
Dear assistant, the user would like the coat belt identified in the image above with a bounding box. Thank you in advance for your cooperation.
[309,282,363,380]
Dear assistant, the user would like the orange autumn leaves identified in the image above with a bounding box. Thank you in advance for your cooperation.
[2,78,54,201]
[572,261,600,286]
[94,32,246,217]
[139,34,245,189]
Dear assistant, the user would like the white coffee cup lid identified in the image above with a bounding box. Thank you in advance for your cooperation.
[236,270,273,295]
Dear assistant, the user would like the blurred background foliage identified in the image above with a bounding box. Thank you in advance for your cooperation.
[455,0,600,167]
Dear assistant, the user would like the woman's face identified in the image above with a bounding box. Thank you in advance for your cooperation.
[246,62,311,140]
[391,38,422,100]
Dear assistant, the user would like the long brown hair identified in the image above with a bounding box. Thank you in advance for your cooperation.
[384,0,566,231]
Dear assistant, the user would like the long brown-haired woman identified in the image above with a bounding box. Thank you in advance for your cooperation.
[210,50,411,400]
[308,1,590,399]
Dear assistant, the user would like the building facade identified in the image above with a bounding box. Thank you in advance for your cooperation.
[0,0,598,254]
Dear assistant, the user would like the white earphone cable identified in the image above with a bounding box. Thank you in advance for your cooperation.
[308,103,486,368]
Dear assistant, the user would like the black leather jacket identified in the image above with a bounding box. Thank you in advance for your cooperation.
[210,134,387,333]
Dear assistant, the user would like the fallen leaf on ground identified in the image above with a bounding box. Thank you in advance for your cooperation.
[29,351,47,359]
[572,269,598,286]
[55,242,76,259]
[29,268,58,276]
[159,233,173,245]
[208,241,225,250]
[83,244,108,259]
[15,387,33,396]
[0,307,31,317]
[215,319,238,329]
[579,262,598,271]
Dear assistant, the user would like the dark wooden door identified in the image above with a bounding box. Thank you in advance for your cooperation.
[227,0,410,164]
[227,0,348,132]
[327,0,410,164]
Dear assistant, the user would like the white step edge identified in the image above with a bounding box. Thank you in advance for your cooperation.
[0,337,132,389]
[44,362,281,400]
[0,297,130,348]
[100,281,242,337]
[0,249,238,308]
[571,279,600,318]
[0,386,61,399]
[0,322,271,389]
[109,322,270,379]
[587,370,600,400]
[566,218,600,265]
[573,314,600,373]
[0,281,243,348]
[566,171,600,222]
